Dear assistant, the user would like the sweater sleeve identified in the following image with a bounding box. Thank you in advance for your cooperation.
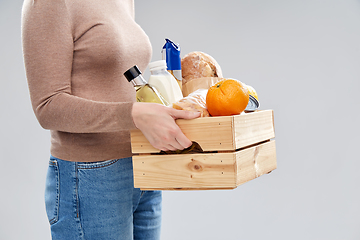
[21,0,137,133]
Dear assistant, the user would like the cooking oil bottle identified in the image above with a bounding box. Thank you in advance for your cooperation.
[124,65,169,105]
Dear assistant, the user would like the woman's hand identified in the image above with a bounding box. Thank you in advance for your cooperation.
[132,102,201,151]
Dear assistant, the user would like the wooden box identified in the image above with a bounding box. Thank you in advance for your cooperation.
[130,110,277,190]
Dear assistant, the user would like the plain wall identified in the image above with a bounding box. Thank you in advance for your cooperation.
[1,0,359,239]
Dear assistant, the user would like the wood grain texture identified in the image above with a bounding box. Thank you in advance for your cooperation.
[233,110,275,149]
[130,110,275,154]
[133,152,237,189]
[236,140,277,186]
[132,140,277,190]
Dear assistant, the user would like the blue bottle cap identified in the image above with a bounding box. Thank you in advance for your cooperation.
[162,38,181,71]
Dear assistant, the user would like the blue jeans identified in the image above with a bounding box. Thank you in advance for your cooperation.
[45,156,162,240]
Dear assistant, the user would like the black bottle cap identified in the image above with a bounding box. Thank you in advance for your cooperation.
[124,65,142,82]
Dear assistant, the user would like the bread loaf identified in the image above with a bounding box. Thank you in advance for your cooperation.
[172,89,209,117]
[181,51,223,85]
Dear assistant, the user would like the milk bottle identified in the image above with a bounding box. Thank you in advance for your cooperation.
[148,60,183,104]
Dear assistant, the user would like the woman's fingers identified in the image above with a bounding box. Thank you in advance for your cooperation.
[131,103,200,151]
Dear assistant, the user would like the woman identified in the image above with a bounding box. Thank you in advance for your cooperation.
[21,0,200,239]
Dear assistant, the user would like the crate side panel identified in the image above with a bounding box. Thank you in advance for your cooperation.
[234,110,275,149]
[236,140,277,186]
[131,116,234,154]
[133,152,237,189]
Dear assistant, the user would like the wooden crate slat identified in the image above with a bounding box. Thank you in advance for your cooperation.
[133,152,237,189]
[234,110,275,149]
[132,140,277,190]
[130,110,275,154]
[131,115,234,153]
[236,140,277,186]
[176,116,234,151]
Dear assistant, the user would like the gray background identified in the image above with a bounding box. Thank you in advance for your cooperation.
[1,0,359,239]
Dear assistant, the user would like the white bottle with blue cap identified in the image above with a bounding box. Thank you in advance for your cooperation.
[148,60,183,104]
[162,39,182,90]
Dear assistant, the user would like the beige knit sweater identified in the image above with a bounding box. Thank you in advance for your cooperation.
[22,0,152,162]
